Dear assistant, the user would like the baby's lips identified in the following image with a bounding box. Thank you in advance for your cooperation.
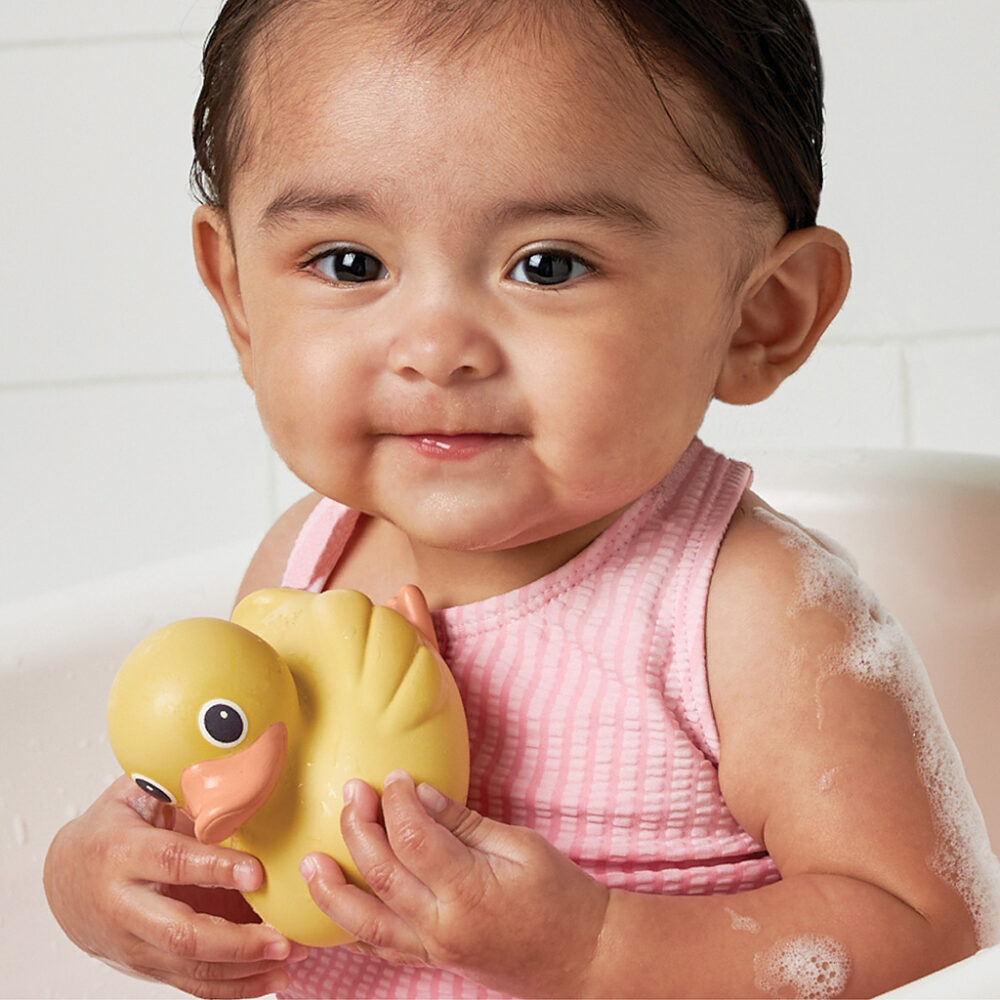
[181,721,287,843]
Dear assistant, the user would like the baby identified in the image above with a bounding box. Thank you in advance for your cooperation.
[44,0,999,997]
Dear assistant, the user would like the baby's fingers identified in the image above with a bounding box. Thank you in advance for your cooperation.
[124,891,306,997]
[339,779,436,908]
[380,772,499,894]
[300,851,427,965]
[142,964,290,1000]
[138,890,293,964]
[131,950,293,1000]
[129,825,263,893]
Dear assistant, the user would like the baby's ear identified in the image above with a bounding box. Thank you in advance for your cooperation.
[192,206,254,387]
[715,226,850,405]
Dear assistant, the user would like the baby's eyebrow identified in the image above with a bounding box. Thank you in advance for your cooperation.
[257,188,382,231]
[494,191,662,236]
[256,186,661,237]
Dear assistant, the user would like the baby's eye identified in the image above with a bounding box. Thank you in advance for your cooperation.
[309,248,386,284]
[508,251,590,287]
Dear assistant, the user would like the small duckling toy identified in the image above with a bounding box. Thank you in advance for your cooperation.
[107,586,470,947]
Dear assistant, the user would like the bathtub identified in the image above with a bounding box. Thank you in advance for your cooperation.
[1,539,256,999]
[2,449,998,999]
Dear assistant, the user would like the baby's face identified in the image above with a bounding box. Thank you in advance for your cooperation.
[217,5,773,554]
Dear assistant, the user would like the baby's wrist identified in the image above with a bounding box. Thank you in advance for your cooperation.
[570,885,616,1000]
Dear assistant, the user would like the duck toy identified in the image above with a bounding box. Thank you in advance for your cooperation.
[107,585,470,947]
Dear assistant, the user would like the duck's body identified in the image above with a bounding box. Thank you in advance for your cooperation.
[108,587,470,946]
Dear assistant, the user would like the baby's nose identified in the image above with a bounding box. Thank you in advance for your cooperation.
[388,306,503,386]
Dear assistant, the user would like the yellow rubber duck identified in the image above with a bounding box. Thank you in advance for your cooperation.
[107,585,470,946]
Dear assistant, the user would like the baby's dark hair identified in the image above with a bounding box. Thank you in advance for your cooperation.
[192,0,824,230]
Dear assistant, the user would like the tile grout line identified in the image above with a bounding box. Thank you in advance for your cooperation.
[826,327,1000,349]
[899,344,914,449]
[0,31,206,53]
[0,371,242,393]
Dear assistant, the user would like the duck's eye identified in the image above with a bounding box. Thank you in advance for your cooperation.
[198,699,248,748]
[132,773,176,804]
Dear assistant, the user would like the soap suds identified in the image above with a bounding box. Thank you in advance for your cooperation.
[724,905,761,934]
[754,935,850,999]
[754,507,1000,947]
[817,766,840,793]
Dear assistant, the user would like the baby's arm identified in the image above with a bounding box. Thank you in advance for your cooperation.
[583,494,981,995]
[299,495,982,997]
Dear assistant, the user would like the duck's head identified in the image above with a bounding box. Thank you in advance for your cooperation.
[107,617,300,844]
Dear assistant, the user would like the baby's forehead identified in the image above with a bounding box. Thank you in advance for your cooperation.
[240,1,702,179]
[251,0,654,101]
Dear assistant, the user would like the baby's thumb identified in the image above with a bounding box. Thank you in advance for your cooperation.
[415,783,494,851]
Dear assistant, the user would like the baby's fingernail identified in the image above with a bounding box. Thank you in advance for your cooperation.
[265,970,290,994]
[264,938,290,960]
[287,943,312,963]
[299,855,318,880]
[416,782,449,814]
[384,769,412,787]
[343,779,362,805]
[233,860,259,891]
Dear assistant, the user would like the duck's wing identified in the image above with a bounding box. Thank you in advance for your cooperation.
[234,586,469,805]
[232,587,454,732]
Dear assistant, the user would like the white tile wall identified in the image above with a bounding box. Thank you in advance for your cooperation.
[0,2,219,42]
[701,339,908,451]
[907,333,1000,453]
[2,0,998,601]
[1,37,230,383]
[813,0,1000,339]
[0,378,273,601]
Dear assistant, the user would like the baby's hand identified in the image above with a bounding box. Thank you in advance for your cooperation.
[299,771,609,998]
[43,775,306,998]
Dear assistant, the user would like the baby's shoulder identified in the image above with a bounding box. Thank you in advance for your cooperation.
[235,492,324,604]
[708,488,867,669]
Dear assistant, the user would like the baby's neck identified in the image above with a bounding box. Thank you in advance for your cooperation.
[329,510,625,611]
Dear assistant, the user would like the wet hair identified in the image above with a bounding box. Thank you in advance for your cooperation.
[192,0,824,230]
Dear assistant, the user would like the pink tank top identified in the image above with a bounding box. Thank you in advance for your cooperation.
[281,438,778,999]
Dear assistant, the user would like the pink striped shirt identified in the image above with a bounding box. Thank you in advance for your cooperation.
[281,438,778,998]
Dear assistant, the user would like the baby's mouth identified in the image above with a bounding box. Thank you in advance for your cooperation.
[406,432,517,460]
[416,432,502,449]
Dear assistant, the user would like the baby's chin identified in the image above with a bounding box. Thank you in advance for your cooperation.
[384,497,622,566]
[380,504,534,554]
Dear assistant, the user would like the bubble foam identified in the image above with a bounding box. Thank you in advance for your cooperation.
[724,905,761,934]
[754,507,1000,947]
[754,935,850,999]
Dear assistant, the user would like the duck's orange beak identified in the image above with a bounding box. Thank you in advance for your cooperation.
[180,721,287,844]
